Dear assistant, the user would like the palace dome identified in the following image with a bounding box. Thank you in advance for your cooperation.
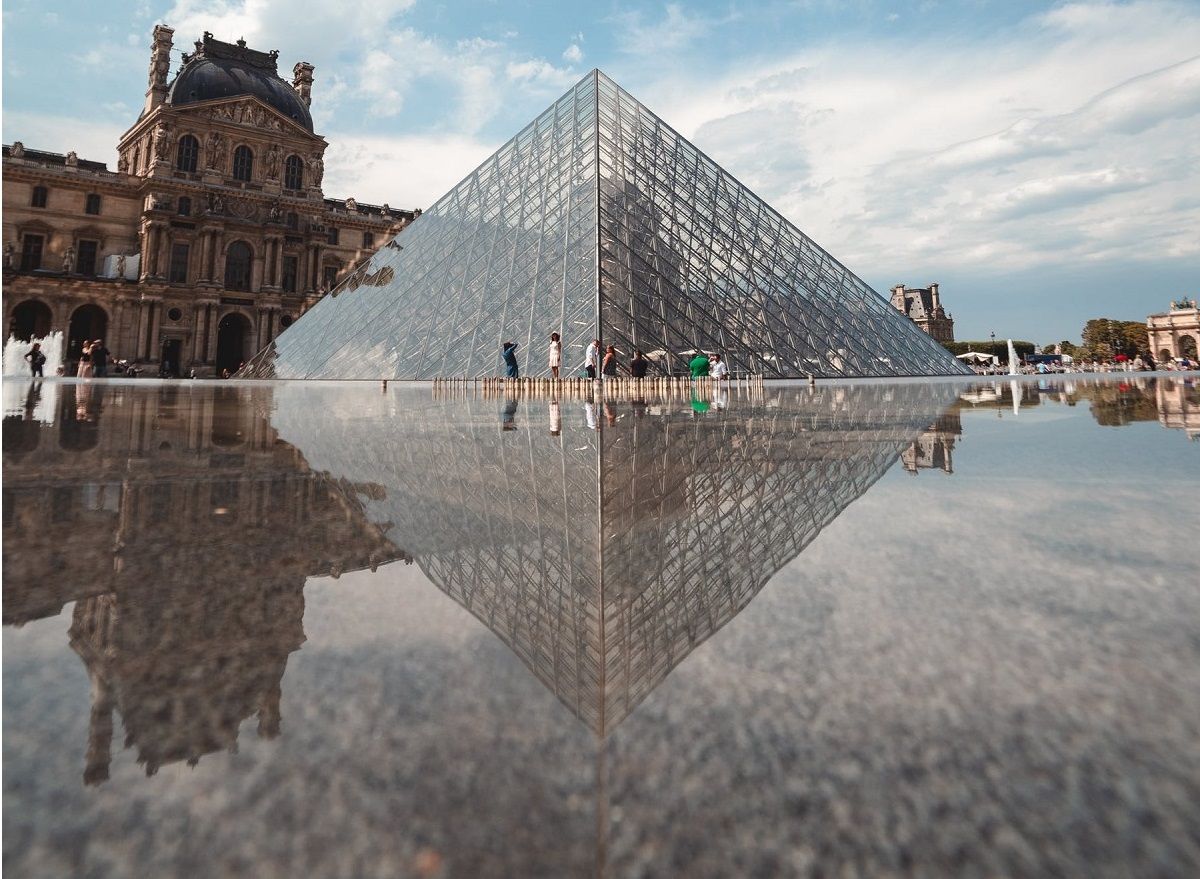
[164,33,313,132]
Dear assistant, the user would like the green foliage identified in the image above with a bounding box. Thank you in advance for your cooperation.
[1079,319,1148,360]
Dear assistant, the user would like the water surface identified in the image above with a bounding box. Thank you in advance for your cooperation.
[4,376,1199,877]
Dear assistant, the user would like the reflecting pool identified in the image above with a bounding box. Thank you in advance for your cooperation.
[4,376,1199,877]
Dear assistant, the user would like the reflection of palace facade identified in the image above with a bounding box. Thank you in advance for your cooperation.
[902,411,962,475]
[269,382,959,733]
[2,383,405,783]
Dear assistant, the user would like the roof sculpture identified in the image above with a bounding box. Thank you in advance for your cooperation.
[242,70,971,379]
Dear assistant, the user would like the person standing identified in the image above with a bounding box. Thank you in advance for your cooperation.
[689,351,710,378]
[502,341,519,378]
[548,332,562,379]
[630,350,648,378]
[584,338,599,379]
[24,343,46,378]
[711,353,728,380]
[91,340,111,378]
[602,345,618,377]
[76,341,94,378]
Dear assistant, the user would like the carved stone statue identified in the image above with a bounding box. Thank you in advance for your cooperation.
[269,200,283,222]
[152,122,171,161]
[117,153,130,173]
[4,243,15,269]
[265,144,281,180]
[115,254,127,278]
[65,150,79,167]
[207,193,224,215]
[380,203,390,214]
[10,141,24,158]
[62,246,75,273]
[345,197,357,212]
[205,131,225,170]
[309,153,324,188]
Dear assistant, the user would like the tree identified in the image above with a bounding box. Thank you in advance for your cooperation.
[1079,319,1148,360]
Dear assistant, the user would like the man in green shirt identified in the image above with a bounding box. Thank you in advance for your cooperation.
[689,352,710,377]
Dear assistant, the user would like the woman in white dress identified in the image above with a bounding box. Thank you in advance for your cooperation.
[548,332,562,379]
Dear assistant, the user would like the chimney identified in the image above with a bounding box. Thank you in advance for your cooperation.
[144,24,175,115]
[930,282,941,313]
[293,62,315,107]
[890,284,906,313]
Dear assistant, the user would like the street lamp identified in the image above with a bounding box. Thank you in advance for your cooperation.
[990,331,996,371]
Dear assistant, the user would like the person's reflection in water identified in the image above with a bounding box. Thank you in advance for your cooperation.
[691,393,710,415]
[712,385,729,410]
[583,397,598,430]
[549,398,561,436]
[23,381,43,420]
[501,398,519,431]
[604,401,618,427]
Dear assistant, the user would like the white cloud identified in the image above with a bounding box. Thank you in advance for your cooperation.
[563,43,584,64]
[2,112,124,167]
[612,3,738,55]
[322,132,495,209]
[663,1,1200,277]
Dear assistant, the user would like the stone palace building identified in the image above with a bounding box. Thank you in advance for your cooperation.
[890,283,955,344]
[3,26,418,376]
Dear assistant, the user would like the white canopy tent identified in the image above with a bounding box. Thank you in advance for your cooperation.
[956,351,999,364]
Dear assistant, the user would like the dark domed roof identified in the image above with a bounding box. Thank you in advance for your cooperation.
[165,34,313,132]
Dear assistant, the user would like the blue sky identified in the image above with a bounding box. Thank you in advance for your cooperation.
[4,0,1198,343]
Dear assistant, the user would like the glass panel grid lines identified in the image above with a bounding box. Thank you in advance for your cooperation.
[242,71,971,380]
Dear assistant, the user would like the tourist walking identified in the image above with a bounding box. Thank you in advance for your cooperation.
[76,341,94,378]
[689,351,710,378]
[502,341,519,378]
[602,345,618,377]
[91,340,110,378]
[711,354,728,380]
[548,332,562,379]
[630,350,648,378]
[24,343,46,378]
[584,339,599,379]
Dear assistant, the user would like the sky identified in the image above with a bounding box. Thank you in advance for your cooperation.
[3,0,1198,344]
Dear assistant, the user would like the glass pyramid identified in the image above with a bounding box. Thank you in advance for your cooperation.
[242,71,972,379]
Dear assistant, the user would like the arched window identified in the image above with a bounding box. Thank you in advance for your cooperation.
[176,134,199,172]
[232,145,254,181]
[284,154,304,190]
[178,196,192,216]
[224,241,253,291]
[31,185,47,208]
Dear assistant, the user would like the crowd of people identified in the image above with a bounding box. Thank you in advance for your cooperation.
[971,353,1196,376]
[499,335,734,380]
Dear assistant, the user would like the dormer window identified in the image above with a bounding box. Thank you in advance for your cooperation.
[176,134,199,172]
[284,154,304,190]
[232,145,254,182]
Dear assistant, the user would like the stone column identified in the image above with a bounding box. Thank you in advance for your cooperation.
[155,227,170,280]
[136,300,151,359]
[192,306,206,364]
[149,301,162,360]
[212,234,227,289]
[206,306,220,362]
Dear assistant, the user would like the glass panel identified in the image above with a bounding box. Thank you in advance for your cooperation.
[244,72,968,379]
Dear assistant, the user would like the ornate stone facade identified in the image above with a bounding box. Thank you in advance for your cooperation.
[3,27,419,376]
[890,283,955,344]
[1146,297,1199,363]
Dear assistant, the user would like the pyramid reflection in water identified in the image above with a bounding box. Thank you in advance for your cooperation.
[243,71,970,380]
[272,382,959,733]
[2,381,956,775]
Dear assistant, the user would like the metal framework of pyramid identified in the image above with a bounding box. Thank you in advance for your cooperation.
[243,70,972,380]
